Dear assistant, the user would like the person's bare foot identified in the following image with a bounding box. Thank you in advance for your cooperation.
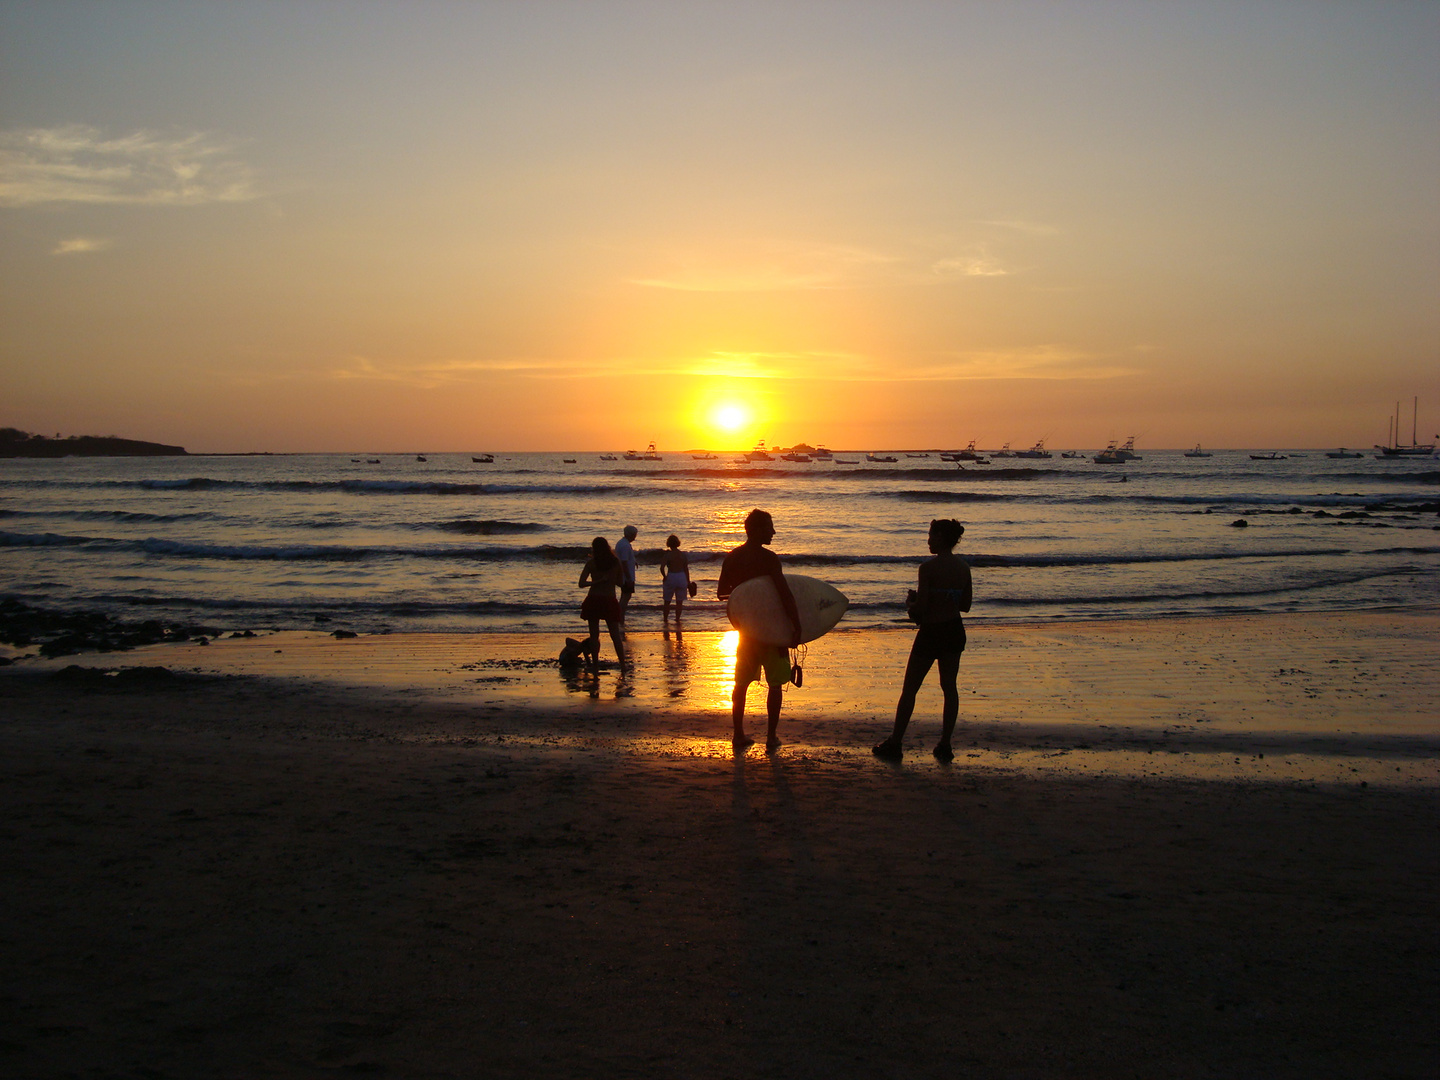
[932,743,955,763]
[733,734,754,751]
[872,738,903,762]
[766,736,782,753]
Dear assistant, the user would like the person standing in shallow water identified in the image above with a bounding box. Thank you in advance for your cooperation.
[578,537,627,666]
[717,509,802,752]
[873,519,972,762]
[658,534,691,621]
[614,525,639,626]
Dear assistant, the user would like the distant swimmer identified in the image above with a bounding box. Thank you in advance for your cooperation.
[658,533,692,621]
[578,537,627,666]
[873,519,972,763]
[717,509,801,752]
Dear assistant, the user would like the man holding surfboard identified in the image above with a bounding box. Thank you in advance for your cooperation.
[717,508,803,752]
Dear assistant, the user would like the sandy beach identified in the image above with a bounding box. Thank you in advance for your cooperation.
[3,610,1437,1078]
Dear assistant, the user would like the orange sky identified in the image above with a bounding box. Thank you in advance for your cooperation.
[2,2,1437,452]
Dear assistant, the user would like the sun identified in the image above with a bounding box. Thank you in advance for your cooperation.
[711,402,750,435]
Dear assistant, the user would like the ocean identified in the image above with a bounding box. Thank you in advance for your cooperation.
[2,449,1436,637]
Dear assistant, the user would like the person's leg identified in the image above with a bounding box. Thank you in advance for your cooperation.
[875,635,934,758]
[765,683,783,750]
[605,618,626,664]
[731,683,751,745]
[935,652,961,760]
[585,617,601,664]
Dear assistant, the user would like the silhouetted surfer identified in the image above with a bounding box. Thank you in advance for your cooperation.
[873,519,972,762]
[717,509,802,752]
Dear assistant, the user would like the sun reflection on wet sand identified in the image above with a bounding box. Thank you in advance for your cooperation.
[13,612,1436,785]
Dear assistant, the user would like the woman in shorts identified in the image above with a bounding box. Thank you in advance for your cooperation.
[872,518,972,762]
[658,534,692,621]
[578,536,627,665]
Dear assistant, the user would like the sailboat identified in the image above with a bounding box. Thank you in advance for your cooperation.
[1375,399,1435,458]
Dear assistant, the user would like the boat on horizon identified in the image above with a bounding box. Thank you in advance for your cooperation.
[1094,437,1141,464]
[1014,439,1052,459]
[624,442,663,461]
[1375,398,1435,458]
[1326,448,1363,458]
[1249,451,1287,460]
[1184,443,1212,458]
[745,441,773,462]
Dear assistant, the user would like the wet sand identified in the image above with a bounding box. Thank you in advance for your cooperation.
[2,611,1437,1077]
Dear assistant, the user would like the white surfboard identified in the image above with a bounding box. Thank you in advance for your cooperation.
[726,573,848,646]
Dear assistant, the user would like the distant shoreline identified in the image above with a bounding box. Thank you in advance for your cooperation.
[0,432,187,458]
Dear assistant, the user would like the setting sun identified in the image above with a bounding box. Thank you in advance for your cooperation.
[712,403,749,433]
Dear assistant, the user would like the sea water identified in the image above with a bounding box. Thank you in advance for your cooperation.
[2,450,1436,635]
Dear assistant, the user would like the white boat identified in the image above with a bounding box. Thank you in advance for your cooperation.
[624,442,663,461]
[1375,398,1435,458]
[745,440,773,462]
[1094,437,1142,464]
[1184,444,1212,458]
[691,453,718,460]
[946,439,982,462]
[781,452,813,462]
[1014,439,1052,459]
[991,442,1015,458]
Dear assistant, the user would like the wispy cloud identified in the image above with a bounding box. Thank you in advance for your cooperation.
[629,238,1032,292]
[0,125,258,207]
[53,236,111,255]
[283,342,1129,391]
[629,242,902,293]
[931,253,1011,278]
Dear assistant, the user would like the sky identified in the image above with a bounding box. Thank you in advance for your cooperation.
[1,1,1437,453]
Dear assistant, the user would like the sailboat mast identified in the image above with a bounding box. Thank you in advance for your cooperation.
[1413,397,1419,446]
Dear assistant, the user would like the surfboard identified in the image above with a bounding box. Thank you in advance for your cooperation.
[726,573,848,646]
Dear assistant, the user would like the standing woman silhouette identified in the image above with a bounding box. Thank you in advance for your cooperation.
[873,519,972,762]
[578,537,627,665]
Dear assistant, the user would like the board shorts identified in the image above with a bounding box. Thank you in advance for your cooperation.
[735,635,792,687]
[581,594,622,623]
[663,571,688,604]
[911,616,966,664]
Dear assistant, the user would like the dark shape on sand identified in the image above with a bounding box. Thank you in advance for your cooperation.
[50,664,178,688]
[0,599,217,657]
